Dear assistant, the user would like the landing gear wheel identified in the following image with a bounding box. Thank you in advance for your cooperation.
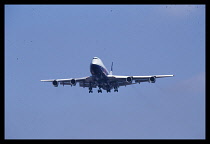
[89,87,93,93]
[107,90,111,93]
[114,89,118,92]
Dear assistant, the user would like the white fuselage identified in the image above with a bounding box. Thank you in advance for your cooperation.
[90,57,109,76]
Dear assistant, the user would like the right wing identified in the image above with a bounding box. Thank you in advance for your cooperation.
[40,76,97,87]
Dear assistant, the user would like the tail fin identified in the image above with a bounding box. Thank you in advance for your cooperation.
[110,62,113,75]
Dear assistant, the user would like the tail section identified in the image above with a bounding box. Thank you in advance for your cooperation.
[110,62,113,75]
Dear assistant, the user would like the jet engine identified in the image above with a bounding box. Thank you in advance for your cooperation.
[70,79,76,86]
[52,80,58,87]
[149,76,156,83]
[126,77,133,83]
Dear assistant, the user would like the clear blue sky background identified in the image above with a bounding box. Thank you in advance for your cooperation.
[5,5,205,139]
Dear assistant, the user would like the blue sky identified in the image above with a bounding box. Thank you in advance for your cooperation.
[5,5,205,139]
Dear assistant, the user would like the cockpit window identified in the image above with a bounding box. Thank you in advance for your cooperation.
[93,57,98,59]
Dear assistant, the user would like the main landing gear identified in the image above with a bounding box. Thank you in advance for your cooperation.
[98,89,102,93]
[106,89,118,93]
[89,87,119,93]
[97,86,102,93]
[89,87,93,93]
[114,87,118,92]
[106,89,111,93]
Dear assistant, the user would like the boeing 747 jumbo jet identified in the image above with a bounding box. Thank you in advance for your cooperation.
[41,57,174,93]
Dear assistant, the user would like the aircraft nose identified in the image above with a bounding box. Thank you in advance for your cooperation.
[92,57,99,64]
[92,59,97,64]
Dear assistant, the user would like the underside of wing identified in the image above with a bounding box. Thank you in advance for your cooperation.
[107,74,174,87]
[40,76,94,87]
[132,75,174,83]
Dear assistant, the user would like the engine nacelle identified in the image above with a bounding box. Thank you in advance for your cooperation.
[126,77,133,83]
[149,76,156,83]
[52,80,58,87]
[70,79,76,86]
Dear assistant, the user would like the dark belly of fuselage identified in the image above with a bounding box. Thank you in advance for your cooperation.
[90,64,114,90]
[90,64,108,81]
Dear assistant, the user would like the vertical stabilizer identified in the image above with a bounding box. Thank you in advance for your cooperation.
[110,62,113,75]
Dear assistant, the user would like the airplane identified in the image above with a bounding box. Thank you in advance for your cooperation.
[41,57,174,93]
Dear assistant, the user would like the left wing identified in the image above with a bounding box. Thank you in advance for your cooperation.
[107,74,174,86]
[132,75,174,83]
